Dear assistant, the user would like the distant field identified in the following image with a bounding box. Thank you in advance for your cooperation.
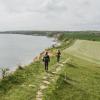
[58,32,100,42]
[64,40,100,64]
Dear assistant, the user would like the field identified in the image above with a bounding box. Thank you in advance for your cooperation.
[65,40,100,64]
[43,33,100,100]
[0,32,100,100]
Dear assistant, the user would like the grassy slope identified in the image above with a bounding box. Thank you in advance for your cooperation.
[0,55,59,100]
[43,33,100,100]
[0,61,45,100]
[43,53,100,100]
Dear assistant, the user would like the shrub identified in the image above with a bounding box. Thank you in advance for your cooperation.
[0,68,9,79]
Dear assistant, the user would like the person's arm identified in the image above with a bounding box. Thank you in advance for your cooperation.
[48,56,50,62]
[42,56,45,62]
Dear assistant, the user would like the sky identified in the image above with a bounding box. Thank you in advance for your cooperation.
[0,0,100,31]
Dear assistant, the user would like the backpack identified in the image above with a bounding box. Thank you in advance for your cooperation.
[43,55,50,62]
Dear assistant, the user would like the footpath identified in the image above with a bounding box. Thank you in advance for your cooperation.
[35,62,64,100]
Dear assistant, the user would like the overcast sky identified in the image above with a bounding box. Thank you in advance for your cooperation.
[0,0,100,31]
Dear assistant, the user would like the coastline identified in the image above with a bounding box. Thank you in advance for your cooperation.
[0,33,56,72]
[1,32,100,100]
[0,48,50,79]
[0,37,59,78]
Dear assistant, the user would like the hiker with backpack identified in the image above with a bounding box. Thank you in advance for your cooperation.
[43,52,50,72]
[56,50,61,63]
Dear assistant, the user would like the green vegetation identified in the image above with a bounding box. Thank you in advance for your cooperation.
[0,55,62,100]
[0,31,100,100]
[59,31,100,41]
[43,53,100,100]
[65,40,100,63]
[0,68,9,79]
[0,61,44,100]
[43,32,100,100]
[2,31,100,40]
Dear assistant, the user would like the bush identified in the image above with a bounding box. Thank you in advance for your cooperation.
[0,68,9,79]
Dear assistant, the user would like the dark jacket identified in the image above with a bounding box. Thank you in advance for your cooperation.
[43,55,50,62]
[57,52,61,57]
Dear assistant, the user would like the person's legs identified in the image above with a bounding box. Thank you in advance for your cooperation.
[57,56,60,62]
[45,62,47,71]
[45,62,48,71]
[46,62,48,71]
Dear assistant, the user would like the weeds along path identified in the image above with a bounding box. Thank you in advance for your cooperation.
[35,39,75,100]
[35,62,64,100]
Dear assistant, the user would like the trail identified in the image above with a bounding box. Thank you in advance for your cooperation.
[35,63,64,100]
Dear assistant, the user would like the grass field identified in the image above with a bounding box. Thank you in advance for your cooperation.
[65,40,100,64]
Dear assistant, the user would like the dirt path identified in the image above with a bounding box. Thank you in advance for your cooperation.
[36,63,64,100]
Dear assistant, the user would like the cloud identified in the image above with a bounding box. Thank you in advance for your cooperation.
[0,0,100,31]
[41,0,67,12]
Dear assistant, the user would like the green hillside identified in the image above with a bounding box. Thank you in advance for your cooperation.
[43,39,100,100]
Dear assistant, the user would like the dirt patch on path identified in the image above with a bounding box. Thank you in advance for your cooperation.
[35,63,64,100]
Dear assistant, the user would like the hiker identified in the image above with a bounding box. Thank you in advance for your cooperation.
[56,50,61,63]
[43,52,50,71]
